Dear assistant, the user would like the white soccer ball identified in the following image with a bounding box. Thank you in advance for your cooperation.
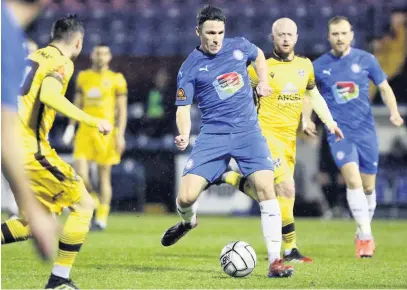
[220,241,257,277]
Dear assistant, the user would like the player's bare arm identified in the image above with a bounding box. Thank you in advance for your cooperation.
[377,80,404,127]
[175,105,191,151]
[116,93,128,155]
[253,48,272,96]
[301,97,317,137]
[40,77,113,135]
[62,89,83,144]
[305,87,344,141]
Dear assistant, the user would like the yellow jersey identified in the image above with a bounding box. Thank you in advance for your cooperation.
[19,45,74,161]
[248,53,316,140]
[76,69,127,125]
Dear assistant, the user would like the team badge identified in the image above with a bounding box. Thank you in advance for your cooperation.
[297,69,305,77]
[176,88,186,101]
[185,158,194,170]
[351,63,361,73]
[336,151,345,160]
[233,49,244,61]
[272,158,281,168]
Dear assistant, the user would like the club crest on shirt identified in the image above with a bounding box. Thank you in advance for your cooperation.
[233,49,244,61]
[297,69,305,77]
[336,151,345,160]
[185,158,194,170]
[351,63,361,73]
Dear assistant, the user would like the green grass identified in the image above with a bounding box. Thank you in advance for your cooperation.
[2,214,407,289]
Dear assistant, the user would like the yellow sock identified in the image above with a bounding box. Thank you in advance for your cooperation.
[224,172,258,201]
[95,204,110,225]
[278,195,296,251]
[90,191,100,209]
[55,210,92,267]
[1,219,31,244]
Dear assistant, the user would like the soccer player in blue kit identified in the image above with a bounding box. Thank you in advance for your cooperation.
[303,16,404,258]
[161,6,294,278]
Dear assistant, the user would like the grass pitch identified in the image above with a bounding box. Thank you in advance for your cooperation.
[1,214,406,289]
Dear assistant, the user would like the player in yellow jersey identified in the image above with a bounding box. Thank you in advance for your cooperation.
[219,18,344,262]
[62,44,128,231]
[1,16,113,289]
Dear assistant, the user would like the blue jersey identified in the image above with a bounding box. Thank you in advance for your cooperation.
[175,37,259,134]
[313,48,386,141]
[1,3,26,111]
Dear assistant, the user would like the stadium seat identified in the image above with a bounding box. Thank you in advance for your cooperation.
[395,172,407,204]
[111,158,146,212]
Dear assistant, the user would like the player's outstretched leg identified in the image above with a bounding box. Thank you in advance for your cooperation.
[275,181,313,264]
[247,170,294,278]
[341,164,375,258]
[45,188,94,289]
[161,174,206,247]
[221,171,312,263]
[1,218,31,244]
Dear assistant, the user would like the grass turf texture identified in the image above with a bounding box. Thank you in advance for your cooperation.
[1,215,406,289]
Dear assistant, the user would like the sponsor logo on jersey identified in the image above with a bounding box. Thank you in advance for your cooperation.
[87,87,102,99]
[281,82,298,94]
[213,72,244,100]
[278,82,301,102]
[332,81,360,104]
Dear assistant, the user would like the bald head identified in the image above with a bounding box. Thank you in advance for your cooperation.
[271,18,298,58]
[272,18,297,36]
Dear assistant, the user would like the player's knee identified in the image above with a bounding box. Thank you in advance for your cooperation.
[177,195,197,207]
[275,182,295,199]
[345,175,363,189]
[77,192,95,212]
[363,185,375,194]
[255,182,276,202]
[177,187,199,206]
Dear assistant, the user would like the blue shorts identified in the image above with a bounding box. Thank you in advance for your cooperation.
[183,130,274,183]
[329,136,379,174]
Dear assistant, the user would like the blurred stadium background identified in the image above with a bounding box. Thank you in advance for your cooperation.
[2,0,407,219]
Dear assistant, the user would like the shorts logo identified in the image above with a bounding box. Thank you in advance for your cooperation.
[233,49,244,61]
[176,88,186,101]
[273,158,281,168]
[336,151,345,160]
[185,158,194,170]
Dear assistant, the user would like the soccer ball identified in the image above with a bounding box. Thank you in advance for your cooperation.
[220,241,256,277]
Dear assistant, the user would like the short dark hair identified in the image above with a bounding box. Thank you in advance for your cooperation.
[196,5,226,27]
[328,16,353,31]
[51,14,84,42]
[94,43,110,48]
